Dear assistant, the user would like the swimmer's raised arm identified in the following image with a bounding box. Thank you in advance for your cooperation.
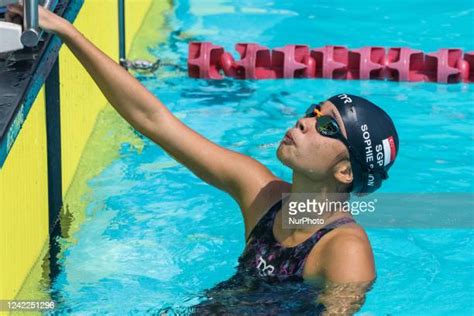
[7,5,279,221]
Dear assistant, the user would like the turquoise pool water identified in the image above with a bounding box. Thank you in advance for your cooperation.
[50,0,473,314]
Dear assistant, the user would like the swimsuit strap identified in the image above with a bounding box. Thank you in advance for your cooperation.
[246,198,283,242]
[290,216,356,276]
[304,217,356,246]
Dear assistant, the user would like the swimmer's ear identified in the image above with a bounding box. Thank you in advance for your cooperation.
[333,159,353,187]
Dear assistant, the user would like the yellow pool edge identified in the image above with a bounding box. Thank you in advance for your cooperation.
[0,0,172,309]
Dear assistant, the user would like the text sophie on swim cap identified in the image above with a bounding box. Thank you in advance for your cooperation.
[328,94,399,194]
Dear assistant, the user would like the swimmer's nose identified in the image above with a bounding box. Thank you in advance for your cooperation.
[296,118,310,134]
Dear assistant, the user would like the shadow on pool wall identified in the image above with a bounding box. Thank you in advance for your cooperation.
[0,0,173,303]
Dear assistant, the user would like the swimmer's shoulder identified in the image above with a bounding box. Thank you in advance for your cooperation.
[242,178,290,239]
[304,222,375,283]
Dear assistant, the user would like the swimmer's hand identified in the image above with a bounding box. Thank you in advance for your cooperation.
[7,2,278,229]
[6,4,69,34]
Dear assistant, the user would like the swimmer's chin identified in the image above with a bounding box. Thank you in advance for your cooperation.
[276,147,294,168]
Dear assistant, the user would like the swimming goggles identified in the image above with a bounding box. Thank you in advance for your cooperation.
[305,103,368,172]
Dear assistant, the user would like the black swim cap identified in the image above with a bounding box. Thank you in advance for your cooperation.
[328,94,399,195]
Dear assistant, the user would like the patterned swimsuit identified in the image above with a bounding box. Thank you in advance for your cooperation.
[237,198,356,282]
[192,199,356,315]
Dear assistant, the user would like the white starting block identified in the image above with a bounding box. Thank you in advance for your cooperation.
[0,0,52,53]
[0,21,24,53]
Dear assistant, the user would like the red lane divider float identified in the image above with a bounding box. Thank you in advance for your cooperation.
[187,42,474,84]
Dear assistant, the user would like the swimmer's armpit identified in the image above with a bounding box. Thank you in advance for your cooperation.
[316,280,374,316]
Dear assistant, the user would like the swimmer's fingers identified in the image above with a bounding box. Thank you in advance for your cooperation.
[6,4,23,16]
[5,12,23,25]
[6,4,67,34]
[5,4,23,25]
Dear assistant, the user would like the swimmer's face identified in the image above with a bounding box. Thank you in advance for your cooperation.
[277,101,353,185]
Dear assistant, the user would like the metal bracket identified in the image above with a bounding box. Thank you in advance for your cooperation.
[119,58,162,74]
